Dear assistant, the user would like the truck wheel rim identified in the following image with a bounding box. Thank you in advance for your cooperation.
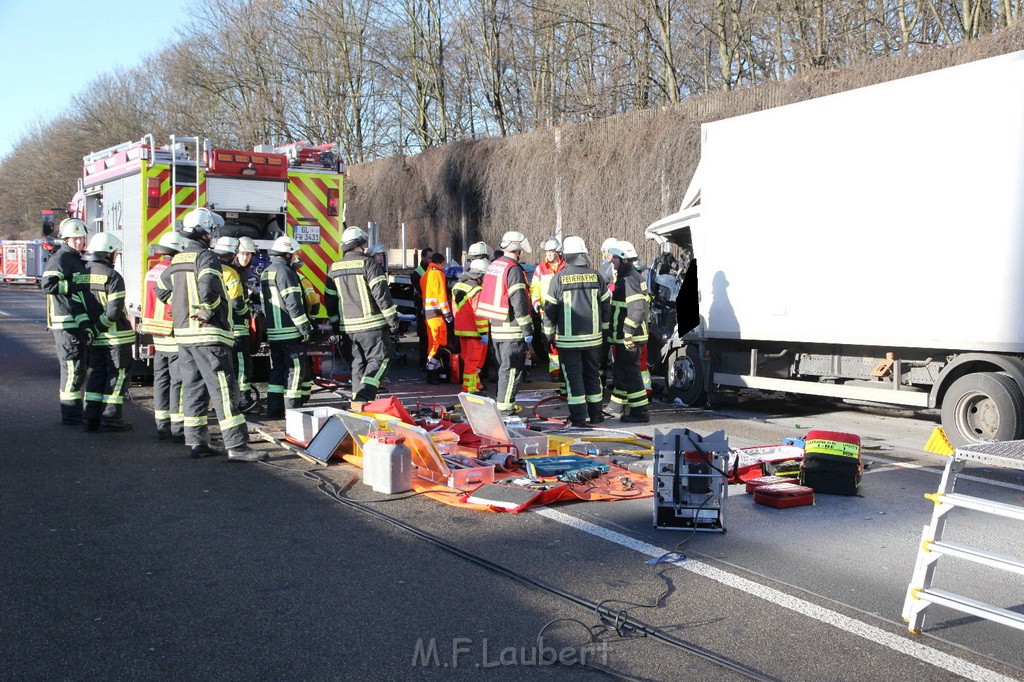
[955,390,1000,441]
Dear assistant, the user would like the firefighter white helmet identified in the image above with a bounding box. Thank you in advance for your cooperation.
[213,236,239,256]
[341,226,368,252]
[367,244,386,256]
[269,235,300,256]
[58,218,88,239]
[87,231,122,257]
[467,258,489,276]
[154,230,186,255]
[499,231,531,253]
[608,240,638,260]
[541,237,562,253]
[467,241,490,260]
[562,236,588,256]
[181,208,216,238]
[601,237,618,254]
[237,236,257,254]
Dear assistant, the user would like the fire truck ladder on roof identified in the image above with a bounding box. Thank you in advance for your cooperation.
[168,135,205,222]
[902,440,1024,634]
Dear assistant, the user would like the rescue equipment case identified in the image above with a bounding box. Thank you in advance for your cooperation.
[753,482,815,509]
[800,430,863,496]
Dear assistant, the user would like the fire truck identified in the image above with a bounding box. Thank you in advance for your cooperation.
[65,134,344,362]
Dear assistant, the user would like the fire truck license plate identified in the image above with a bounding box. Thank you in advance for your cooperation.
[293,225,321,243]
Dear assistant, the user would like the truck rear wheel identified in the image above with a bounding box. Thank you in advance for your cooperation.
[941,372,1024,447]
[665,344,707,406]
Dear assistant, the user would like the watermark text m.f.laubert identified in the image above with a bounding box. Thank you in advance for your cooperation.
[412,636,610,669]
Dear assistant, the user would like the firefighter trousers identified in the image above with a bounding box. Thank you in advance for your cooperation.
[268,340,310,415]
[559,346,604,423]
[178,344,247,449]
[611,344,649,410]
[460,337,487,393]
[494,339,527,412]
[84,344,133,426]
[153,350,183,437]
[425,316,448,364]
[233,337,253,395]
[54,329,88,423]
[350,327,391,401]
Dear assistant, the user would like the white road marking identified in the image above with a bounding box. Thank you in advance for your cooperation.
[0,310,11,316]
[863,454,1024,493]
[534,507,1017,682]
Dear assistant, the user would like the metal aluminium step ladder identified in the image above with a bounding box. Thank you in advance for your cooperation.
[902,440,1024,634]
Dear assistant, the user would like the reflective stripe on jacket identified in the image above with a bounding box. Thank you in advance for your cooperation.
[610,264,650,344]
[261,257,313,342]
[83,260,136,347]
[543,265,610,349]
[155,241,233,346]
[324,251,397,333]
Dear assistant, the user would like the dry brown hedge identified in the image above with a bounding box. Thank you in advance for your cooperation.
[346,27,1024,265]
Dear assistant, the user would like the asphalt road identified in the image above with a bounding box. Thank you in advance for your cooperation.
[2,284,1023,681]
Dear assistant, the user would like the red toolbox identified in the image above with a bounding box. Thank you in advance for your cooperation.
[745,475,793,495]
[753,482,815,509]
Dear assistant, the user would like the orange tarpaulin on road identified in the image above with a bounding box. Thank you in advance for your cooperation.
[342,452,653,512]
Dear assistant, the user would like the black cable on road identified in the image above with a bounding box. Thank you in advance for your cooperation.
[261,457,778,682]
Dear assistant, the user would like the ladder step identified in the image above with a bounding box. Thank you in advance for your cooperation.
[936,493,1024,521]
[918,588,1024,631]
[927,540,1024,576]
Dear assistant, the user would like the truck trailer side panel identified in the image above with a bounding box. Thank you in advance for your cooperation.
[697,52,1024,353]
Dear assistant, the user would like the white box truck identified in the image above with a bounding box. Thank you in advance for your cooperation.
[645,51,1024,447]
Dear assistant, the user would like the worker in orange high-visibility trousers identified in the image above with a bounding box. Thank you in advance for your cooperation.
[453,258,490,393]
[421,252,452,384]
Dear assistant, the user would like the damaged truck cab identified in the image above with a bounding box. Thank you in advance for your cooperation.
[645,51,1024,448]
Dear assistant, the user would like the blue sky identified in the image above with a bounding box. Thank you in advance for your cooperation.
[0,0,193,158]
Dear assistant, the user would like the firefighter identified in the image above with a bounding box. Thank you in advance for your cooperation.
[478,231,533,416]
[261,235,315,417]
[156,208,259,461]
[81,232,136,432]
[543,236,611,426]
[368,243,387,267]
[212,237,254,412]
[421,252,452,384]
[414,247,434,369]
[453,258,490,394]
[465,241,491,264]
[41,218,91,425]
[324,226,400,401]
[141,230,187,440]
[234,237,258,411]
[531,236,565,381]
[607,240,651,423]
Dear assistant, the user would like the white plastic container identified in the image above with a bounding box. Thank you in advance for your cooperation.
[363,432,413,494]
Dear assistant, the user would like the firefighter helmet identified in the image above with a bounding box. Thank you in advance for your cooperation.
[87,231,122,258]
[237,236,257,254]
[269,235,300,256]
[601,237,618,254]
[154,230,186,255]
[499,231,532,253]
[211,212,225,229]
[608,240,638,260]
[341,226,368,252]
[58,218,88,239]
[181,208,216,238]
[367,244,386,256]
[562,236,588,256]
[467,258,489,276]
[467,241,490,260]
[213,236,239,256]
[541,237,562,253]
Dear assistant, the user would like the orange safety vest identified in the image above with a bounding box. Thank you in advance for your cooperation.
[420,263,450,320]
[140,259,173,336]
[478,257,516,321]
